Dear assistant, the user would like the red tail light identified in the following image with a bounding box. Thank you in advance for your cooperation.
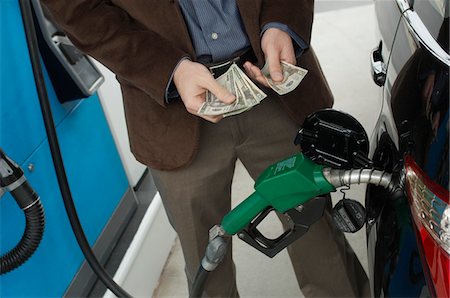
[405,155,449,298]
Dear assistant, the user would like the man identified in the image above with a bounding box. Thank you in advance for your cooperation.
[42,1,369,296]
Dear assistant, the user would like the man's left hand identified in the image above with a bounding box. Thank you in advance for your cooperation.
[243,27,296,87]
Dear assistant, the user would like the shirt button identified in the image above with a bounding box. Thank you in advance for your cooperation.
[211,32,219,40]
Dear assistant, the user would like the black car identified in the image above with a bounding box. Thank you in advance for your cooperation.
[366,0,449,297]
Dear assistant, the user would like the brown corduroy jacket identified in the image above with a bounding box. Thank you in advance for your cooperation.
[42,0,333,170]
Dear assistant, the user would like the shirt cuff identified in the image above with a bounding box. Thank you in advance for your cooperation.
[165,56,191,103]
[261,22,308,58]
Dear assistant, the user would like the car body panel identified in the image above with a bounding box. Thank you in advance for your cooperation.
[367,1,449,297]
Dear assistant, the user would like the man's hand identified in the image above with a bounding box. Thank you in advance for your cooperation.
[173,60,236,123]
[243,27,296,87]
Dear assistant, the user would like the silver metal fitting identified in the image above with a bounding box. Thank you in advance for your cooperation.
[22,197,41,211]
[201,236,228,272]
[5,175,27,192]
[0,158,14,178]
[323,168,393,190]
[209,225,227,241]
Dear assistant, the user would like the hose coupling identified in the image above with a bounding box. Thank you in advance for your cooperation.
[201,225,228,272]
[322,167,396,191]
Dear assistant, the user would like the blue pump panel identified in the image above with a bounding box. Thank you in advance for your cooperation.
[0,1,129,296]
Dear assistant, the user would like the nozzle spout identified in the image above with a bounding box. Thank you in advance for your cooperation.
[322,168,395,191]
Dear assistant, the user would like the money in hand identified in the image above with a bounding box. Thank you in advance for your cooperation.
[198,64,267,117]
[198,61,308,117]
[261,61,308,95]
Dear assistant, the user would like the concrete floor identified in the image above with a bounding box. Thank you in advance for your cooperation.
[154,2,382,297]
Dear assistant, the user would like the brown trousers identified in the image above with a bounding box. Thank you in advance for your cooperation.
[151,98,369,297]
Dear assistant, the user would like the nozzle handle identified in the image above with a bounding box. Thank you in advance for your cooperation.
[0,148,40,209]
[221,192,267,235]
[0,148,24,188]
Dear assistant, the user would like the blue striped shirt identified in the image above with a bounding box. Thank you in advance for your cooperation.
[167,0,308,100]
[178,0,250,62]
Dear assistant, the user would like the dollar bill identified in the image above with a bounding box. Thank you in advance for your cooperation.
[223,80,248,117]
[198,61,306,117]
[198,63,267,117]
[198,68,237,115]
[261,61,308,95]
[231,64,267,104]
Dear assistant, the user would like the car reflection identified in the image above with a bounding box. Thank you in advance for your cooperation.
[391,18,448,190]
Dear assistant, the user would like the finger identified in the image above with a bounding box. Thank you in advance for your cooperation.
[243,62,266,86]
[280,45,296,66]
[183,99,223,123]
[200,114,223,123]
[243,62,270,87]
[243,62,257,79]
[181,92,206,113]
[203,77,236,104]
[266,49,283,82]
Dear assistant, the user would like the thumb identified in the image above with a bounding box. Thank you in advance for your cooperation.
[267,50,283,82]
[205,78,236,104]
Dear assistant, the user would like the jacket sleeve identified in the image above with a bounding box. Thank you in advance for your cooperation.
[41,0,190,106]
[260,0,314,45]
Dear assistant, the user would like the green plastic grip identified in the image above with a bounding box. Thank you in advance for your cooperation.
[221,153,335,235]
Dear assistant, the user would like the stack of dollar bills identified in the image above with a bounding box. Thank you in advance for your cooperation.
[198,61,308,117]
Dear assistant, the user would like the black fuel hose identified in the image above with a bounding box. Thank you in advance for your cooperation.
[190,266,209,298]
[0,198,45,274]
[19,0,131,296]
[191,231,228,297]
[0,148,45,274]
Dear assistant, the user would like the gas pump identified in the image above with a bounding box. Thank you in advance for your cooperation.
[1,0,134,296]
[30,0,104,102]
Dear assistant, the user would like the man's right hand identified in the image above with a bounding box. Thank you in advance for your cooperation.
[173,60,236,123]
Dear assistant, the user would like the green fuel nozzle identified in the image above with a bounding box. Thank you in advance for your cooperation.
[218,152,394,258]
[193,152,396,297]
[218,153,334,258]
[221,153,334,235]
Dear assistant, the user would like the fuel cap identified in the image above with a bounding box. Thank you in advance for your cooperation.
[295,109,372,169]
[332,198,366,233]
